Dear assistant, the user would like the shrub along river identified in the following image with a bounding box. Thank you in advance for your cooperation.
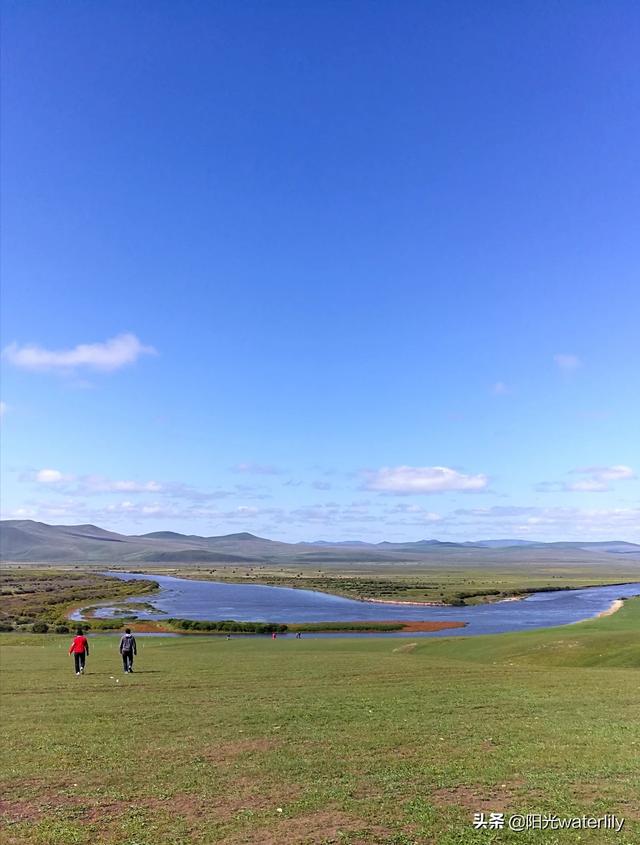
[70,572,640,637]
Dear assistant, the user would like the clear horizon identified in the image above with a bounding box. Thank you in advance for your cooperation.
[1,2,639,543]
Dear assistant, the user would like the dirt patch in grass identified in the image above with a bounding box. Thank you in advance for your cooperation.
[0,778,303,828]
[430,781,526,812]
[200,777,304,821]
[569,784,640,818]
[0,799,43,824]
[85,793,217,824]
[223,809,393,845]
[205,737,282,763]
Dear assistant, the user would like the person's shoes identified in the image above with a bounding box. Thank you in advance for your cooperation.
[80,668,84,674]
[76,672,80,676]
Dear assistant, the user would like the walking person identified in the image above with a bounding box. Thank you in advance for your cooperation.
[69,628,89,675]
[119,628,137,673]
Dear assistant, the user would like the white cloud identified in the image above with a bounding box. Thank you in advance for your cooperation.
[36,469,66,483]
[565,479,609,493]
[26,468,248,503]
[536,465,636,494]
[575,465,635,482]
[0,401,7,418]
[92,477,164,493]
[554,353,582,372]
[3,333,156,373]
[451,505,640,540]
[383,503,443,524]
[31,469,163,493]
[566,465,636,492]
[363,465,488,495]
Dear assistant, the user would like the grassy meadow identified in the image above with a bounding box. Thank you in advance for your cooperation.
[1,598,639,845]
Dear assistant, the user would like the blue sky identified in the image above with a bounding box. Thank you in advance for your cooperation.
[1,1,639,542]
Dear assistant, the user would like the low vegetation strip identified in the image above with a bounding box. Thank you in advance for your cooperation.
[57,618,468,636]
[0,568,157,632]
[166,618,288,634]
[126,618,466,635]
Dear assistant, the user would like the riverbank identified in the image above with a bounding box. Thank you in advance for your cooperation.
[129,565,640,608]
[596,598,624,618]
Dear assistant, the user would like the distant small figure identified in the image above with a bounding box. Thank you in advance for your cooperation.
[271,631,277,640]
[69,629,89,675]
[295,632,302,639]
[119,628,137,673]
[225,634,231,640]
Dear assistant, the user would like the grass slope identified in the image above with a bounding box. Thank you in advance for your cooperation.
[1,600,639,844]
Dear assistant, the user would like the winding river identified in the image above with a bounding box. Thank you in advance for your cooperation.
[72,572,640,637]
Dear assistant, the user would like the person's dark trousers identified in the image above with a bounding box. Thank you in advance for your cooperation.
[74,653,86,673]
[122,652,133,672]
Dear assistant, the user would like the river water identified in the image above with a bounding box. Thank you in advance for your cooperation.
[71,572,640,637]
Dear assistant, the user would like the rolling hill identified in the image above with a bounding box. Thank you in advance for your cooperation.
[1,519,640,566]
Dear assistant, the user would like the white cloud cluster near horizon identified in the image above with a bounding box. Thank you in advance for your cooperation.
[3,333,156,373]
[34,468,162,492]
[5,498,639,544]
[6,458,637,542]
[567,466,636,492]
[453,504,640,539]
[363,465,488,495]
[538,464,636,493]
[26,467,273,504]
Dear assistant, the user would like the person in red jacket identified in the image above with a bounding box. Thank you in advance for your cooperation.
[69,629,89,675]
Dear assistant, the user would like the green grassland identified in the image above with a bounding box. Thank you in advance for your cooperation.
[142,561,640,605]
[1,599,639,845]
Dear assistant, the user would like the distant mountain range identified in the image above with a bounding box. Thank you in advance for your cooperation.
[1,520,640,565]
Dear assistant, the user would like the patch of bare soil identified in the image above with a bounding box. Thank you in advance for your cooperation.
[430,781,526,812]
[207,737,281,764]
[569,784,640,819]
[0,778,303,828]
[223,809,393,845]
[0,800,43,824]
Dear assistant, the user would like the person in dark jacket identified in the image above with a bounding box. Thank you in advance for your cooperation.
[119,628,137,673]
[69,629,89,675]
